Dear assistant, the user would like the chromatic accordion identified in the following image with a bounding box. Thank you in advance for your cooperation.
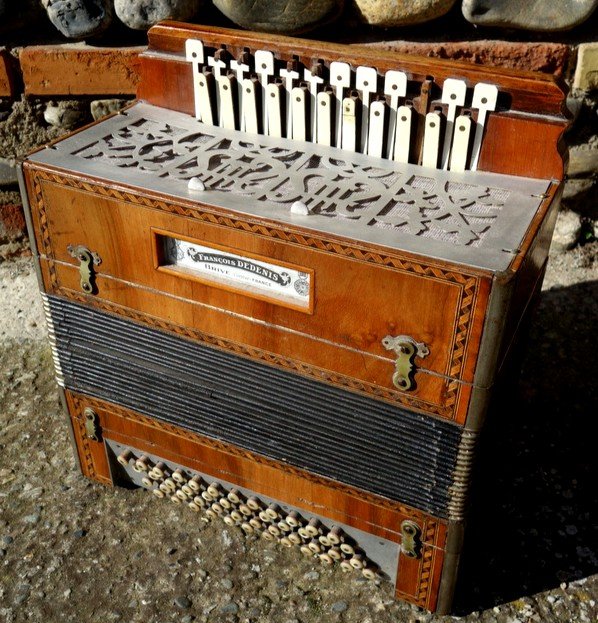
[19,22,568,613]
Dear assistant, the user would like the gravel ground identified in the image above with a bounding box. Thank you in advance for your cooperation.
[0,243,597,623]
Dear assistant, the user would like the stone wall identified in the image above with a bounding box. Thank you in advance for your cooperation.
[1,1,597,257]
[1,1,597,38]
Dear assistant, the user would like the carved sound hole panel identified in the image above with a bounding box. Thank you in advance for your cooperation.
[70,116,508,248]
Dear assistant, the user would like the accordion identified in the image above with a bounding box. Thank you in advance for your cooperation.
[18,21,568,613]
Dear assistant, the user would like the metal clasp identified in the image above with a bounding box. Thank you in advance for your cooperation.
[382,335,429,391]
[67,244,101,294]
[400,520,422,558]
[83,407,100,442]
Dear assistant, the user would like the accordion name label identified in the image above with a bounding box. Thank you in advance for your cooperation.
[156,231,313,311]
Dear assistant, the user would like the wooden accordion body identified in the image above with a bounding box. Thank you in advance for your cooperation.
[19,22,568,613]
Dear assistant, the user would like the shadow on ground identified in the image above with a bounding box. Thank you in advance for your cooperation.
[454,279,598,613]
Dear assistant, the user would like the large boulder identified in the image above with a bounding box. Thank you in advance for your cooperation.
[213,0,345,34]
[41,0,113,39]
[114,0,202,30]
[352,0,457,26]
[462,0,598,31]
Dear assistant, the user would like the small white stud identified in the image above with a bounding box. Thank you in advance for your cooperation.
[188,177,206,192]
[291,201,309,215]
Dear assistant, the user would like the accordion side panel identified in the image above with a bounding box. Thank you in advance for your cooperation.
[26,164,492,424]
[68,402,112,486]
[64,389,449,611]
[492,184,562,381]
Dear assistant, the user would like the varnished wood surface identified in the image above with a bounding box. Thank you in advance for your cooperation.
[66,389,448,611]
[476,115,566,183]
[136,23,568,180]
[27,164,492,423]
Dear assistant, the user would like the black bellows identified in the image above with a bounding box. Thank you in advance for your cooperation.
[49,296,461,517]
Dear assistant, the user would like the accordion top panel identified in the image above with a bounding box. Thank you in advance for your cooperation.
[32,102,549,273]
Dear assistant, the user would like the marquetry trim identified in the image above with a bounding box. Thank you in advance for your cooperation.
[69,401,111,486]
[72,416,96,478]
[394,518,442,609]
[31,172,59,288]
[417,545,437,606]
[31,167,483,422]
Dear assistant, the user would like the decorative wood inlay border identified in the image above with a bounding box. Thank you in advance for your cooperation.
[395,519,440,608]
[417,545,436,606]
[31,167,482,421]
[72,415,96,479]
[419,520,442,607]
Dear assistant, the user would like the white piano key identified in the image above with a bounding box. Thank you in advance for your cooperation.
[367,100,386,158]
[230,51,250,131]
[422,111,442,169]
[280,60,300,139]
[196,71,215,126]
[266,81,284,138]
[255,50,275,135]
[393,104,413,164]
[185,39,204,64]
[241,78,260,135]
[449,114,473,173]
[441,78,467,169]
[384,70,407,159]
[207,52,227,115]
[217,74,237,130]
[470,82,499,171]
[304,62,325,141]
[330,61,351,147]
[355,66,378,154]
[185,39,205,121]
[316,91,333,146]
[341,95,358,152]
[291,86,308,142]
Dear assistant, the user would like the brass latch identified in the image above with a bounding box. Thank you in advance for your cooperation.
[67,244,101,294]
[400,520,422,558]
[83,407,100,442]
[382,335,429,391]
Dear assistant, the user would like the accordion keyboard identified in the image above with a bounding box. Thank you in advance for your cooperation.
[184,37,498,173]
